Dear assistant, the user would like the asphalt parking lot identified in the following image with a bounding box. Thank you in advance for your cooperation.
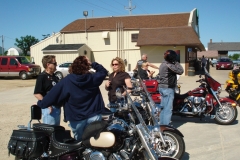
[0,66,239,160]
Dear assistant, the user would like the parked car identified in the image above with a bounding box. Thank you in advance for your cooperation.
[55,61,97,80]
[232,59,240,66]
[216,58,234,70]
[0,56,41,80]
[210,59,218,67]
[55,62,72,80]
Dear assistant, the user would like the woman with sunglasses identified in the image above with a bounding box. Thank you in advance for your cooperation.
[105,57,133,112]
[34,55,61,125]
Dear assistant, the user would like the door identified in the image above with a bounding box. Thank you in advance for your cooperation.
[8,58,19,76]
[0,58,9,76]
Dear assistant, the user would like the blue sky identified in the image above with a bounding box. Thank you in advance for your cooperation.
[1,0,240,54]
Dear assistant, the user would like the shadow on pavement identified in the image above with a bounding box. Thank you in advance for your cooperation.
[181,152,190,160]
[171,116,238,129]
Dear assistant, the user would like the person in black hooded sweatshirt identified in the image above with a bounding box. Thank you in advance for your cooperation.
[37,56,108,141]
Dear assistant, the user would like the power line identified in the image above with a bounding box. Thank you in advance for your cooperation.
[74,0,124,16]
[99,0,126,15]
[132,1,149,14]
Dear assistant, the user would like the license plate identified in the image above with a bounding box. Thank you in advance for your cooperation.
[221,65,224,68]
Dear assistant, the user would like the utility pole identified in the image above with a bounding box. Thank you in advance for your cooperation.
[125,0,136,15]
[1,35,4,55]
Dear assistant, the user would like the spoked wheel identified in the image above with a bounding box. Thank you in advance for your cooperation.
[157,131,185,160]
[215,103,238,125]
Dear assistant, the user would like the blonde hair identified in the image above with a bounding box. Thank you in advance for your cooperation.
[111,57,125,72]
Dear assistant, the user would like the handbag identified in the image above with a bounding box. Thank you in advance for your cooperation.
[7,129,48,159]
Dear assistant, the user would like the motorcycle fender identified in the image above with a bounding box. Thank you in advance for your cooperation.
[90,132,115,148]
[160,125,184,137]
[214,97,237,107]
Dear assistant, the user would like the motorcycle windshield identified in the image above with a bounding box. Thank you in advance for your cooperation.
[204,71,221,91]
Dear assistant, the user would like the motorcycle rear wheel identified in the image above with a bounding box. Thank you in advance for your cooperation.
[157,131,185,159]
[214,103,238,125]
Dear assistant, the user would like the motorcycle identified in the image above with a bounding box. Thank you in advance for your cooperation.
[105,81,185,159]
[146,68,238,125]
[8,100,174,160]
[225,67,240,104]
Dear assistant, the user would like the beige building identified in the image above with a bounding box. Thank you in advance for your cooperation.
[31,8,205,76]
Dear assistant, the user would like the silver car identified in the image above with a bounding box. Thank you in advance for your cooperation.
[55,62,72,79]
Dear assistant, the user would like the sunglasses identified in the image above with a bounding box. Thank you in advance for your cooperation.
[112,63,119,66]
[48,62,57,66]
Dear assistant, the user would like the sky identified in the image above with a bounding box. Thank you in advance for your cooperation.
[1,0,240,54]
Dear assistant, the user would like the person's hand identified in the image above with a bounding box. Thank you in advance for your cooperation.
[105,80,111,88]
[48,106,53,114]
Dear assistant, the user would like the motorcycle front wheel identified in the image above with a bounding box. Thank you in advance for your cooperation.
[215,103,238,125]
[157,131,185,160]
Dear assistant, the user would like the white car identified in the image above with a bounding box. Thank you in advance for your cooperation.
[55,62,96,80]
[55,62,72,79]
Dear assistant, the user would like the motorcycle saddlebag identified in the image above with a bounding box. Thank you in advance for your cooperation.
[143,79,158,93]
[7,129,48,159]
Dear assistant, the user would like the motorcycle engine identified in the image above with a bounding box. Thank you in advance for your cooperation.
[83,149,122,160]
[185,96,206,114]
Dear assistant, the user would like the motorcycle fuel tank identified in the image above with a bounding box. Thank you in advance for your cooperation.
[191,87,206,97]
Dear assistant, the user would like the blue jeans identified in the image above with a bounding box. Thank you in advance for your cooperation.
[159,88,174,125]
[68,114,102,141]
[42,106,61,125]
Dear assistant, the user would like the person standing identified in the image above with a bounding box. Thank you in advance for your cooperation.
[37,56,108,141]
[34,55,61,125]
[105,57,132,112]
[201,55,207,71]
[158,50,184,125]
[134,54,159,75]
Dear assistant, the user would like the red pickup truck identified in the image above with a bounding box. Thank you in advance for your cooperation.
[0,56,41,80]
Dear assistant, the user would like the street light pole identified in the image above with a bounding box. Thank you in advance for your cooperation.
[83,11,88,39]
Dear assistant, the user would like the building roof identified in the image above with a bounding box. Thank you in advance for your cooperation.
[60,13,190,32]
[208,42,240,51]
[136,27,205,51]
[197,50,218,58]
[42,44,85,51]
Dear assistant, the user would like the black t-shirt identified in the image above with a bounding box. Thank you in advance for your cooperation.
[107,71,131,102]
[139,69,150,80]
[34,71,59,97]
[137,59,147,74]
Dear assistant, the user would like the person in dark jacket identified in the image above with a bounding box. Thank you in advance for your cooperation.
[158,50,184,125]
[37,56,108,141]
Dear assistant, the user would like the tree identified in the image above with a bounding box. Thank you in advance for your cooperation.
[231,53,240,60]
[15,35,39,56]
[42,34,50,40]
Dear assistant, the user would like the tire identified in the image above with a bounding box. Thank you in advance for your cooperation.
[214,103,238,125]
[157,131,185,159]
[55,72,63,80]
[20,71,28,80]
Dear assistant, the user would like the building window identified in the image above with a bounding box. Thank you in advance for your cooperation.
[187,48,197,61]
[131,34,138,42]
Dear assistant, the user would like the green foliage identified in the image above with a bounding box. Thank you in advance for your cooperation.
[14,35,39,56]
[230,53,240,60]
[42,34,50,40]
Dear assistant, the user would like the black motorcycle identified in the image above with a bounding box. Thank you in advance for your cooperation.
[7,98,175,159]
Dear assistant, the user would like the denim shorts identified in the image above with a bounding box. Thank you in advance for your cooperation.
[42,106,61,125]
